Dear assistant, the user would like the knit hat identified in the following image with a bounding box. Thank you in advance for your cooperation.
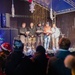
[1,42,11,52]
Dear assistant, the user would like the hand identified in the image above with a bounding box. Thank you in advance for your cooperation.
[31,35,34,37]
[26,31,30,35]
[36,30,42,33]
[46,33,50,35]
[47,31,52,33]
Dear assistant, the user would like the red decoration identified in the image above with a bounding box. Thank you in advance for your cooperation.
[27,0,32,3]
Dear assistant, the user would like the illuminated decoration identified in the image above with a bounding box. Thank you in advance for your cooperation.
[0,31,5,51]
[0,31,5,45]
[29,1,35,13]
[11,0,15,17]
[0,38,4,45]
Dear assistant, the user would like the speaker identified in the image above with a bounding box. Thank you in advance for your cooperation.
[1,13,10,28]
[6,13,10,27]
[1,13,6,28]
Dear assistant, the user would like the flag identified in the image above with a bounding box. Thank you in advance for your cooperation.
[50,8,53,20]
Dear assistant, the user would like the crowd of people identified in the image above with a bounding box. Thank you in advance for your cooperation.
[19,22,61,53]
[0,36,75,75]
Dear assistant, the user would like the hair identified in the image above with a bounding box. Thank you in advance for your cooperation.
[64,55,75,69]
[22,22,26,24]
[36,45,46,54]
[13,39,24,51]
[59,37,71,50]
[22,22,26,26]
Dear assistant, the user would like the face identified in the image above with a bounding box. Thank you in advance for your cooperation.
[30,23,34,27]
[46,23,49,27]
[53,24,56,28]
[22,23,26,28]
[38,23,41,26]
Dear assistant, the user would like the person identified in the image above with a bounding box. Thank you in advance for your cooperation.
[64,55,75,75]
[28,22,36,49]
[0,42,11,74]
[43,22,52,51]
[5,39,25,75]
[51,23,60,52]
[47,37,71,75]
[31,45,48,75]
[0,42,12,53]
[5,39,34,75]
[19,22,28,47]
[36,23,43,47]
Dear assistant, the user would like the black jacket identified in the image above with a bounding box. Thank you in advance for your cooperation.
[47,50,72,75]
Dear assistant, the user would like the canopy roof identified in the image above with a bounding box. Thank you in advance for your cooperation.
[33,0,75,15]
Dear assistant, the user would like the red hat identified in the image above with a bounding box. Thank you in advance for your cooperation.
[1,43,11,52]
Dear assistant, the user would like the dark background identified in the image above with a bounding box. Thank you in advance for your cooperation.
[0,0,32,28]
